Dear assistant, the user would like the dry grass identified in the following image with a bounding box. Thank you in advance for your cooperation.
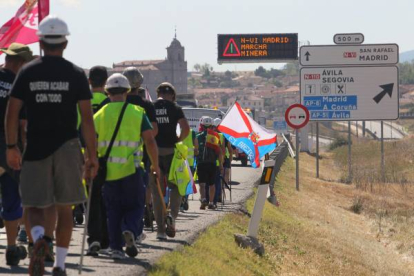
[149,151,414,275]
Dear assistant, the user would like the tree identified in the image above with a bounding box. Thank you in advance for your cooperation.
[193,63,201,72]
[255,66,266,77]
[283,62,299,75]
[224,70,232,78]
[399,61,414,84]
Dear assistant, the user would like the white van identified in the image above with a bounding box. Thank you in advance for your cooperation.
[183,108,225,131]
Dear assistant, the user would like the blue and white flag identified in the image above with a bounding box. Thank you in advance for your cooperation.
[218,102,277,168]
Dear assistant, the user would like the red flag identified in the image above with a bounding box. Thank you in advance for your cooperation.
[0,0,50,49]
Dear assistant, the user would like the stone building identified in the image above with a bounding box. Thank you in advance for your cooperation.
[111,35,188,99]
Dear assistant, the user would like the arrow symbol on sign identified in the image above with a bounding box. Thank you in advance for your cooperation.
[373,83,394,104]
[305,51,311,61]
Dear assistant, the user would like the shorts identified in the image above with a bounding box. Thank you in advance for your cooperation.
[197,163,217,186]
[0,173,22,221]
[20,138,86,208]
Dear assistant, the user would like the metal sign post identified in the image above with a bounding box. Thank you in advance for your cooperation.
[296,129,300,191]
[285,104,310,192]
[247,160,275,238]
[381,121,385,182]
[348,121,352,183]
[316,122,319,178]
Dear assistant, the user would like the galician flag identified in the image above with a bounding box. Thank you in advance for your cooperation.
[0,0,50,49]
[218,102,277,168]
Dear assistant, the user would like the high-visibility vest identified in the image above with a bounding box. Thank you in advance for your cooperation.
[94,102,144,181]
[216,133,230,166]
[182,129,195,167]
[168,143,191,196]
[92,92,108,113]
[77,92,108,129]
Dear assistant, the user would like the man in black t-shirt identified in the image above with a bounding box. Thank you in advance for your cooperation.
[5,16,98,276]
[151,82,189,240]
[0,43,33,266]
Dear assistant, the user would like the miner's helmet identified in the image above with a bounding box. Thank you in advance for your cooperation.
[122,67,144,89]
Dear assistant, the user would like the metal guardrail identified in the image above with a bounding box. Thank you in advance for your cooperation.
[267,141,290,205]
[282,133,295,158]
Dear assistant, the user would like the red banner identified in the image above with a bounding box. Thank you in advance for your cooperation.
[0,0,50,49]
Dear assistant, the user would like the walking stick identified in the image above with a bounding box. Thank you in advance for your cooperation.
[78,180,93,275]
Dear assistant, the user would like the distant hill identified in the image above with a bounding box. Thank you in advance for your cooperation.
[400,50,414,63]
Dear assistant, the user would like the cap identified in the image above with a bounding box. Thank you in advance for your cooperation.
[0,43,34,61]
[156,82,176,95]
[37,15,70,44]
[89,66,108,82]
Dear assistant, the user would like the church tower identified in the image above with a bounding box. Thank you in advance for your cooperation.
[166,30,187,94]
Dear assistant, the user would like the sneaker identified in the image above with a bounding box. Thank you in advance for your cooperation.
[98,247,112,255]
[29,238,49,276]
[86,241,101,257]
[18,228,28,243]
[166,216,176,238]
[45,239,54,263]
[52,267,67,276]
[200,199,208,210]
[6,245,27,266]
[208,203,217,210]
[156,232,167,241]
[122,231,138,258]
[111,250,126,260]
[135,233,147,244]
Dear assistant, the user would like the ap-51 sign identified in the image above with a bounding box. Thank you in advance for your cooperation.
[217,33,298,64]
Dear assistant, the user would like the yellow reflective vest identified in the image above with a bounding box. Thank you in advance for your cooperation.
[168,143,191,196]
[94,102,144,181]
[182,129,195,167]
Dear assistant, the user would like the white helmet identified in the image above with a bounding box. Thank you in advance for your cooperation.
[200,116,213,127]
[37,15,70,44]
[105,73,131,92]
[213,118,222,127]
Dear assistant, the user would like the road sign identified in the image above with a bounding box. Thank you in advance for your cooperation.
[285,104,310,129]
[273,118,288,133]
[300,44,399,66]
[217,33,298,64]
[334,33,364,45]
[300,66,399,121]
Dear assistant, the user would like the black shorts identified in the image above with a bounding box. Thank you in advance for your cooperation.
[197,163,217,186]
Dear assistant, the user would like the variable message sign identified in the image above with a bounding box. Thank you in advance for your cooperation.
[300,44,399,66]
[218,33,298,64]
[300,66,399,121]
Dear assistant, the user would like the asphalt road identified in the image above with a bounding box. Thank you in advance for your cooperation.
[337,121,405,140]
[0,163,262,276]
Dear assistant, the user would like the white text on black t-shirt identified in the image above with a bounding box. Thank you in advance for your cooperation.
[156,108,170,124]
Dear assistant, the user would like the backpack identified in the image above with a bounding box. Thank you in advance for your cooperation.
[197,130,219,164]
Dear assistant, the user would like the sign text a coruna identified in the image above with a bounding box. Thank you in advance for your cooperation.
[217,33,298,64]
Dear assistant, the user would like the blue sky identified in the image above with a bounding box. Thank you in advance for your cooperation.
[1,0,413,71]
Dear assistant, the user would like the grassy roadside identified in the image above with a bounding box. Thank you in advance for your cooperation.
[149,150,414,276]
